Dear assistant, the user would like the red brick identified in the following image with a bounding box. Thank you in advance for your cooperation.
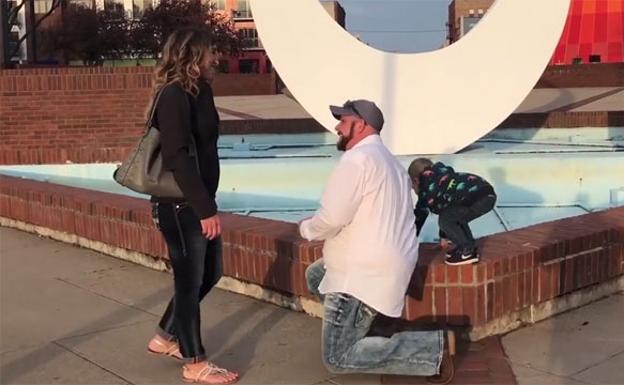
[447,265,459,284]
[405,286,434,322]
[511,273,520,311]
[460,265,475,285]
[486,261,495,280]
[521,270,531,307]
[551,262,562,297]
[564,258,575,293]
[231,246,243,278]
[503,276,513,313]
[476,264,486,284]
[538,266,550,302]
[476,284,488,325]
[447,287,463,325]
[494,260,503,278]
[294,262,307,296]
[434,264,446,285]
[457,361,489,372]
[462,286,477,326]
[433,287,447,323]
[494,279,504,319]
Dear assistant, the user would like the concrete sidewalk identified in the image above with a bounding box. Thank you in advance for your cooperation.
[1,227,622,385]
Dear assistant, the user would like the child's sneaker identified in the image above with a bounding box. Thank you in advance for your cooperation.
[444,244,468,259]
[445,247,479,265]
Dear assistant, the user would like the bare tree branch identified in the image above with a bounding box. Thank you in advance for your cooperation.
[9,0,62,58]
[7,0,26,26]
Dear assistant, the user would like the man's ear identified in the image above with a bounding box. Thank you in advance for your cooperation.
[356,119,367,133]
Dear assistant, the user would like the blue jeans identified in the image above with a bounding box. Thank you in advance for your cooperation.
[306,258,443,376]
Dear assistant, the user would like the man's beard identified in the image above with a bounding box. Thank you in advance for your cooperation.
[336,124,354,151]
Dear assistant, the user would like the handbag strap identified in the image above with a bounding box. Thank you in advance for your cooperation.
[149,84,202,174]
[186,93,201,172]
[146,88,165,130]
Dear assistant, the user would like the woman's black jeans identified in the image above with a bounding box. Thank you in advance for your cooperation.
[153,202,223,363]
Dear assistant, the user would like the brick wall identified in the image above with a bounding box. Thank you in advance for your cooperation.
[1,64,621,166]
[498,111,624,129]
[1,175,622,335]
[0,67,277,165]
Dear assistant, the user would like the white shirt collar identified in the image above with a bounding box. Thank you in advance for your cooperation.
[351,134,382,150]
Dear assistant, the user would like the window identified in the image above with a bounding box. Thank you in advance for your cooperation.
[235,0,252,18]
[218,60,229,73]
[104,0,125,13]
[132,0,152,18]
[72,0,94,9]
[8,31,20,58]
[239,59,259,73]
[589,54,601,63]
[213,0,226,10]
[572,57,583,65]
[34,0,53,14]
[240,28,258,49]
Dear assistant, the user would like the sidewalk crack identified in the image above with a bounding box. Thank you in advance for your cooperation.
[51,341,135,385]
[55,277,162,317]
[571,349,624,376]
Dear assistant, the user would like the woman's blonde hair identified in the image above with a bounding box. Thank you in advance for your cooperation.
[153,27,214,98]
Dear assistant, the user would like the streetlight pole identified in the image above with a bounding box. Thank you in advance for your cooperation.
[24,0,36,63]
[0,0,11,68]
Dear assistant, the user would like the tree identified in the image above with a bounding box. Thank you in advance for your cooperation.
[39,3,131,65]
[28,0,242,66]
[96,7,131,60]
[130,0,241,58]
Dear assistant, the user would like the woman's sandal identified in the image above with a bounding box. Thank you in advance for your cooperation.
[183,362,239,385]
[147,337,183,361]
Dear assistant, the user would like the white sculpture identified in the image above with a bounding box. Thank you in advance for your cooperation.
[250,0,570,155]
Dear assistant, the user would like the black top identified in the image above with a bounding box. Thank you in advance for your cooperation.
[150,81,220,219]
[414,161,495,235]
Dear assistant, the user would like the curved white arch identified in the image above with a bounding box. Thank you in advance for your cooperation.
[250,0,570,155]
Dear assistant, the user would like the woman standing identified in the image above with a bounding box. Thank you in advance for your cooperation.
[145,28,238,385]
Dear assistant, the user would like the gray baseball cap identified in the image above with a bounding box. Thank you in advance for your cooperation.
[329,99,385,132]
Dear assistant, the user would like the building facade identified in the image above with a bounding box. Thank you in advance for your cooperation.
[447,0,493,45]
[448,0,624,65]
[7,0,346,71]
[214,0,345,74]
[551,0,624,65]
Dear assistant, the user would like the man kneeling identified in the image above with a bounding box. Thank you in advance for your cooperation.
[299,99,455,384]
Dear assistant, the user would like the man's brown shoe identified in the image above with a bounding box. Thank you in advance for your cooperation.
[427,330,456,385]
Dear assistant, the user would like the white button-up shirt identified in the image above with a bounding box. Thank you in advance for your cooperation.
[299,135,419,317]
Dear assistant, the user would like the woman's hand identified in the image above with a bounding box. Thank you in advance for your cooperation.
[200,214,221,240]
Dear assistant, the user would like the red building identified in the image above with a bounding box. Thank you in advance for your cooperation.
[448,0,624,65]
[217,0,345,74]
[551,0,624,65]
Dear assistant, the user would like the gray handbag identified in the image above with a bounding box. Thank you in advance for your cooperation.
[113,88,199,198]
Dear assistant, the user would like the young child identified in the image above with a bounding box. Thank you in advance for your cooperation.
[408,158,497,266]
